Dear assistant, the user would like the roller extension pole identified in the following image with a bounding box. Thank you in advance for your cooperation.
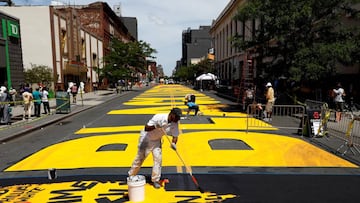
[161,128,204,193]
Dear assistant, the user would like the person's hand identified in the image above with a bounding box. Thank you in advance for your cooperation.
[171,143,177,151]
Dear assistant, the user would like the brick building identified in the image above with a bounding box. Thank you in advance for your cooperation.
[0,1,135,92]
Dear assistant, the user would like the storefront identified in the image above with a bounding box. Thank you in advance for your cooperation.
[0,11,24,90]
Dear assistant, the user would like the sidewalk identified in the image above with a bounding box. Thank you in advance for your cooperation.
[0,88,132,142]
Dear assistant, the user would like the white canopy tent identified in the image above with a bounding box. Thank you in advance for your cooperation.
[196,73,217,81]
[196,73,217,91]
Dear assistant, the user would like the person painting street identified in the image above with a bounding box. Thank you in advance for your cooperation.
[265,82,275,121]
[184,93,195,105]
[128,107,182,189]
[184,93,199,116]
[186,100,200,116]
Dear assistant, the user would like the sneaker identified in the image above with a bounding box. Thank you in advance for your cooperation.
[153,181,161,189]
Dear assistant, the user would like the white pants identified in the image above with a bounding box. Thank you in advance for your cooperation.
[128,131,162,182]
[23,103,32,119]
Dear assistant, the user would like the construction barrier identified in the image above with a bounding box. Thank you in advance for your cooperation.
[302,100,328,137]
[246,104,306,136]
[335,115,360,155]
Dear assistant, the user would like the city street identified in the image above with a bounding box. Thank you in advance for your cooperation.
[1,84,360,202]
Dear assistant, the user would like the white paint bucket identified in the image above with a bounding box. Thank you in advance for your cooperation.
[127,175,146,202]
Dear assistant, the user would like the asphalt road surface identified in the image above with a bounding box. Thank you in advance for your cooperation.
[1,84,360,203]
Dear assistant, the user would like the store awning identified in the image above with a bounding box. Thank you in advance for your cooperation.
[64,63,88,75]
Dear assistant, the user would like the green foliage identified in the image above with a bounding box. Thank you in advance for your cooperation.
[102,39,157,83]
[233,0,360,82]
[173,59,215,81]
[24,64,53,85]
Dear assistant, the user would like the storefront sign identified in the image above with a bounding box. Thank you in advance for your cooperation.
[7,20,19,38]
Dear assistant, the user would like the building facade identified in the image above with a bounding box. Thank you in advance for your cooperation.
[210,0,359,103]
[0,1,135,92]
[0,11,24,90]
[181,26,212,67]
[210,0,252,87]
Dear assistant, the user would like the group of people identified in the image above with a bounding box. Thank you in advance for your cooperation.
[0,84,51,123]
[21,85,51,120]
[245,82,275,121]
[249,81,347,123]
[116,79,133,94]
[67,82,85,103]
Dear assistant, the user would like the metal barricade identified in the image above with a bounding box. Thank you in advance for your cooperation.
[303,100,328,137]
[246,104,306,136]
[336,115,360,155]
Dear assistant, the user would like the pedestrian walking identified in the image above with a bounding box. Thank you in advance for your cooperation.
[32,87,42,117]
[93,83,98,94]
[128,107,182,189]
[71,83,78,103]
[333,82,345,122]
[265,82,275,121]
[41,86,51,115]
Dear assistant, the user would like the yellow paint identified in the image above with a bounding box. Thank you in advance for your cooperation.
[6,84,358,173]
[76,117,276,134]
[3,84,358,202]
[6,131,357,171]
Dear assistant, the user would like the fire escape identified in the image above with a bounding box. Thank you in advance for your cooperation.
[237,52,255,110]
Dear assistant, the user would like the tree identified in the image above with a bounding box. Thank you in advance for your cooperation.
[102,39,157,83]
[233,0,360,83]
[173,59,215,81]
[24,64,53,86]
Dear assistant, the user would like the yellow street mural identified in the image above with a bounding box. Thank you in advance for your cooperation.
[6,131,357,171]
[0,180,238,202]
[1,84,358,202]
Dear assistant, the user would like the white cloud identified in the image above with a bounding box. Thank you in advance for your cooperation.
[11,0,231,76]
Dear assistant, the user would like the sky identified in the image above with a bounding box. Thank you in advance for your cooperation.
[10,0,231,76]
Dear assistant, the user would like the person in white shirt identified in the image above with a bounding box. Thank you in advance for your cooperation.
[128,108,182,189]
[333,83,345,122]
[41,87,50,115]
[265,82,275,121]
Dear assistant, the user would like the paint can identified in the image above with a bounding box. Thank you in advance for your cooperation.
[127,175,146,202]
